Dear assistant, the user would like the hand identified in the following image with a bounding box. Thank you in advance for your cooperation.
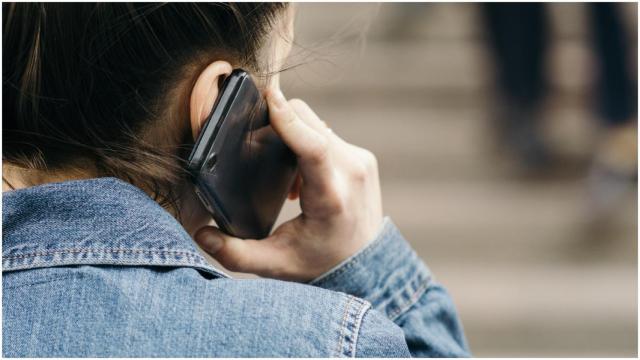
[194,89,383,282]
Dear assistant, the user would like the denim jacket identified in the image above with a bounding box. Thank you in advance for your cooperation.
[2,178,469,357]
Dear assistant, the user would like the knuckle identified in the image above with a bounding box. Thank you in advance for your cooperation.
[282,108,298,126]
[350,162,368,182]
[218,254,243,272]
[351,149,377,182]
[323,187,347,214]
[217,247,249,272]
[288,98,307,109]
[306,135,329,164]
[361,149,378,169]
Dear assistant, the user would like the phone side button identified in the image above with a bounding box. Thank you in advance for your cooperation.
[194,187,215,215]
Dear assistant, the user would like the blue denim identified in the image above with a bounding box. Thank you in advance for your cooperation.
[2,177,469,357]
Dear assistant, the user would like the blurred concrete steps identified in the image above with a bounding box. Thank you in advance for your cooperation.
[284,41,598,97]
[278,3,637,356]
[290,102,601,180]
[277,181,636,266]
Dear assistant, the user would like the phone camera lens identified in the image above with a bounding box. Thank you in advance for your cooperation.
[205,153,217,171]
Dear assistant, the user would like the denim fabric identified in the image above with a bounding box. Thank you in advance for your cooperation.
[311,220,470,357]
[2,177,469,357]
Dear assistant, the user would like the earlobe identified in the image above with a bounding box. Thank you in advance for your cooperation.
[189,61,233,140]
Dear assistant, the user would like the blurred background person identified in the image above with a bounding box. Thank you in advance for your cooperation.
[482,3,637,226]
[282,3,637,356]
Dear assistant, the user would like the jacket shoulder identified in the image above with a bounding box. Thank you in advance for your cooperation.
[3,265,385,357]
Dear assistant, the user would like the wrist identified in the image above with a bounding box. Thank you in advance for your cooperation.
[309,217,433,320]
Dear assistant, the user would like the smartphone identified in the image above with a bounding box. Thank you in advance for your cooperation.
[187,69,297,239]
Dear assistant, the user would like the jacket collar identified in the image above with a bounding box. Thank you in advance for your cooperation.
[2,177,227,278]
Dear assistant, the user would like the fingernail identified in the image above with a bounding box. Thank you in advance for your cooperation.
[270,89,287,109]
[197,231,224,254]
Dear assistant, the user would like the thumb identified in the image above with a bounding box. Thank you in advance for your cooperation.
[194,226,285,276]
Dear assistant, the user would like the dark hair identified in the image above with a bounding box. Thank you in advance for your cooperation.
[3,2,287,211]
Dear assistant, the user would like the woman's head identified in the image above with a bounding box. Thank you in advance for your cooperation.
[3,3,293,231]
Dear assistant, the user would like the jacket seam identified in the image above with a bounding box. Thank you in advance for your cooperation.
[2,248,230,278]
[336,295,355,357]
[350,300,370,357]
[387,272,432,321]
[3,248,204,260]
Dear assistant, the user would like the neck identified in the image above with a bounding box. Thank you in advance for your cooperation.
[2,164,95,192]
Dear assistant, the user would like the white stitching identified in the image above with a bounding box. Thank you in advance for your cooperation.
[388,273,432,321]
[3,248,202,260]
[335,296,355,357]
[350,299,371,357]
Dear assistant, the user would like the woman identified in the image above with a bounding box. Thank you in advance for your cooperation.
[3,3,469,357]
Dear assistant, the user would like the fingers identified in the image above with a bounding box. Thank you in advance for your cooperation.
[194,226,284,276]
[266,89,333,189]
[288,99,329,134]
[266,89,327,160]
[289,98,348,149]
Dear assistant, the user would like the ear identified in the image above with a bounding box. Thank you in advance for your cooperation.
[189,61,233,140]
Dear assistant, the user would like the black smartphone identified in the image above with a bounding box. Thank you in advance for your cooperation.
[187,69,297,239]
